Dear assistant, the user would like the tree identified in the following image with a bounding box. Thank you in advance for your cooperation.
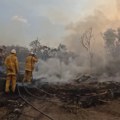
[58,44,67,52]
[117,28,120,41]
[103,28,116,48]
[57,44,68,62]
[30,39,41,53]
[103,28,119,58]
[81,28,93,71]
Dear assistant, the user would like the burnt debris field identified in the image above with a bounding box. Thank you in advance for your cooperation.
[1,74,120,120]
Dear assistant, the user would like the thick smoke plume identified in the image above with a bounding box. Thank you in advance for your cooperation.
[33,58,90,83]
[65,9,120,53]
[64,0,120,74]
[116,0,120,12]
[65,0,120,53]
[33,0,120,83]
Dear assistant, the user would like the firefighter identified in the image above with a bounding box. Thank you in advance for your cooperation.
[23,52,38,83]
[4,49,19,93]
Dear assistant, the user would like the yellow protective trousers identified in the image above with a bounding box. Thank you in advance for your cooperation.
[23,70,32,83]
[5,75,16,93]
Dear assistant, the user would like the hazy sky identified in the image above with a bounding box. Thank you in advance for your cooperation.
[0,0,118,47]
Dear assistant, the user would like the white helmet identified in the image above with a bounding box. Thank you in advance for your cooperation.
[30,51,34,55]
[11,49,16,54]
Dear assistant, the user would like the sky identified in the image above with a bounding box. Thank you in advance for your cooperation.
[0,0,119,47]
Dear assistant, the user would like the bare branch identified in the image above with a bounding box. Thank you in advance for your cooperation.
[81,28,93,51]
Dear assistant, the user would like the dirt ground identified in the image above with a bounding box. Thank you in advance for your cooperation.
[0,79,120,120]
[18,99,120,120]
[1,96,120,120]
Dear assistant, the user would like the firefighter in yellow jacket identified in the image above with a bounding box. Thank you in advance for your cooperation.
[23,52,38,83]
[4,49,19,93]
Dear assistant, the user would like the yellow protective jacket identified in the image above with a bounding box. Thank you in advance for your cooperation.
[25,55,38,72]
[4,54,19,75]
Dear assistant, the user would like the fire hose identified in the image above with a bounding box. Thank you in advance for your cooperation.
[22,81,56,101]
[17,85,55,120]
[34,86,55,97]
[22,82,45,100]
[22,81,54,97]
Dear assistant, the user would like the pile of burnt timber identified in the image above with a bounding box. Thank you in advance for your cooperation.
[2,73,120,110]
[39,80,120,108]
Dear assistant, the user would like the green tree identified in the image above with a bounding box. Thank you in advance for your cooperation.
[104,28,117,48]
[30,39,41,53]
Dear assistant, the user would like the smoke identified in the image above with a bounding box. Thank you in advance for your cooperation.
[116,0,120,12]
[32,0,120,84]
[65,0,120,53]
[65,10,113,53]
[33,58,90,83]
[63,0,120,73]
[63,10,109,71]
